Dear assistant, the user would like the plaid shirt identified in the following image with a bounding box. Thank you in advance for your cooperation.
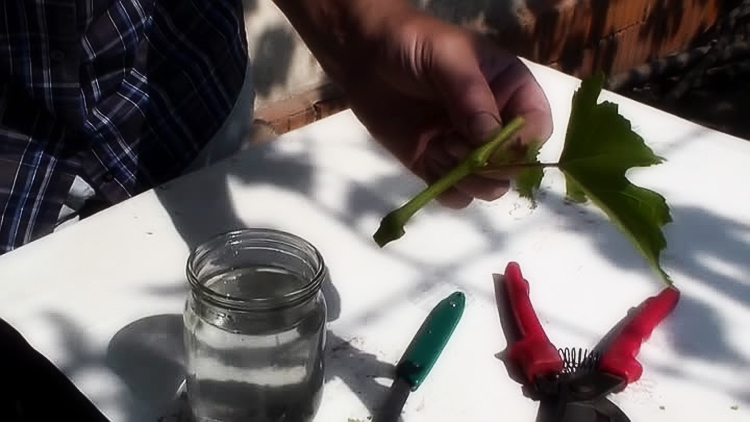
[0,0,248,254]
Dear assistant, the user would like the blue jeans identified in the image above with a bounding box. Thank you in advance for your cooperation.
[0,317,110,421]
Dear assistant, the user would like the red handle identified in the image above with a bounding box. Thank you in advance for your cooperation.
[503,262,563,383]
[599,286,680,384]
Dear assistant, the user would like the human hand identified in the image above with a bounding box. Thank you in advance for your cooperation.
[337,10,554,208]
[273,1,553,208]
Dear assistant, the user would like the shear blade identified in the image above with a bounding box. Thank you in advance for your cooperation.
[561,400,630,422]
[372,378,411,422]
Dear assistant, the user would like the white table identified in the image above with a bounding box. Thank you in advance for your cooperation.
[1,63,749,422]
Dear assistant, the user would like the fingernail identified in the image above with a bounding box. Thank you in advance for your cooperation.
[467,112,501,144]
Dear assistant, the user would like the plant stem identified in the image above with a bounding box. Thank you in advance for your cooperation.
[373,116,525,247]
[515,162,560,168]
[476,162,559,176]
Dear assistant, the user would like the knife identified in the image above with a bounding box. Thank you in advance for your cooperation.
[373,291,466,422]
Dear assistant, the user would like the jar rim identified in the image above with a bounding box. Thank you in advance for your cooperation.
[186,228,327,311]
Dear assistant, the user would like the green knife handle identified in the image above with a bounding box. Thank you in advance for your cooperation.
[396,291,466,391]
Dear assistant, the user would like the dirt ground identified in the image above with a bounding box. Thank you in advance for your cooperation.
[614,3,749,141]
[619,74,750,141]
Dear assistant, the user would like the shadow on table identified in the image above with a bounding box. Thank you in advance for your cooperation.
[106,314,186,417]
[146,105,428,421]
[59,168,746,422]
[152,130,419,252]
[106,323,398,422]
[150,125,514,315]
[533,188,750,392]
[105,269,402,422]
[148,97,750,412]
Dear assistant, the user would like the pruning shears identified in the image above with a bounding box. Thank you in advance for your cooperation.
[495,262,680,422]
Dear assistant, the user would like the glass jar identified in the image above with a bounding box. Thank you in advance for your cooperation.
[183,228,328,422]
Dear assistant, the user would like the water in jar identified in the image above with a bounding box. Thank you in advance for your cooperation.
[184,266,327,422]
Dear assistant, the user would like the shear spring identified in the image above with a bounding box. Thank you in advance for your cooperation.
[558,347,600,374]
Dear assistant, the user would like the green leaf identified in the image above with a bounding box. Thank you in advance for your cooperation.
[563,175,587,203]
[558,73,673,284]
[515,140,544,205]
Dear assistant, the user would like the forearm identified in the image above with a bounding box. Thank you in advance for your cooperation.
[271,0,416,83]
